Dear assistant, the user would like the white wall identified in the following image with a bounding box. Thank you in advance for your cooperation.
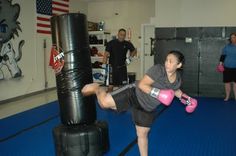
[70,0,88,15]
[87,0,155,79]
[151,0,236,27]
[0,0,88,101]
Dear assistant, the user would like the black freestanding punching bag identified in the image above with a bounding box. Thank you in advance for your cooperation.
[53,121,109,156]
[51,13,109,156]
[50,13,96,125]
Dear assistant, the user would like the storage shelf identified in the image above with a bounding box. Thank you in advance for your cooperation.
[89,31,110,35]
[91,56,103,60]
[91,56,103,63]
[89,44,105,47]
[89,30,111,86]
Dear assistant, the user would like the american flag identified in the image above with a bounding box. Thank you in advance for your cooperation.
[36,0,69,34]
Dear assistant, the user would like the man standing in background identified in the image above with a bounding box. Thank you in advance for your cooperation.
[103,28,137,91]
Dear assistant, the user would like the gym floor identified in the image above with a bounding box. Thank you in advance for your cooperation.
[0,90,236,156]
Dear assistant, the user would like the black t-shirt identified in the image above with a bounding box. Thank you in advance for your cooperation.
[105,39,135,66]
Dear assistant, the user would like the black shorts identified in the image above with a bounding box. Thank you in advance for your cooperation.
[223,67,236,83]
[109,66,127,86]
[111,83,167,127]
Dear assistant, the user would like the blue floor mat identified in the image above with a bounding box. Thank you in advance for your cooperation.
[0,97,236,156]
[0,101,59,140]
[127,97,236,156]
[0,117,59,156]
[0,100,136,156]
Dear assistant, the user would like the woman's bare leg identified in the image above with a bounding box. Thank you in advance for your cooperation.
[233,82,236,100]
[82,83,117,109]
[224,82,231,101]
[135,125,150,156]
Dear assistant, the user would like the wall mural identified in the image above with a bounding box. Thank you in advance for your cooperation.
[0,0,25,80]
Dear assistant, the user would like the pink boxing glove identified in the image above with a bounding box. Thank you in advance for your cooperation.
[150,88,175,106]
[180,93,198,113]
[216,64,224,73]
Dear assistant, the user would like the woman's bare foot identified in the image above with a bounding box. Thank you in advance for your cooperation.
[224,97,229,101]
[81,83,100,96]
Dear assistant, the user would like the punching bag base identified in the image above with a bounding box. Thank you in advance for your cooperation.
[53,121,109,156]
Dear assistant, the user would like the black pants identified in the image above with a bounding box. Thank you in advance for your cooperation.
[109,65,128,86]
[223,67,236,83]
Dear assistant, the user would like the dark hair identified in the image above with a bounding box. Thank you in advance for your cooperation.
[167,50,185,65]
[118,28,126,33]
[229,32,236,43]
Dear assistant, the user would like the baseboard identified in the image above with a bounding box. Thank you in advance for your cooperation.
[0,87,57,105]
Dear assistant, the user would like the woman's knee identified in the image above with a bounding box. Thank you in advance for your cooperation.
[99,97,109,108]
[99,94,116,109]
[136,126,150,138]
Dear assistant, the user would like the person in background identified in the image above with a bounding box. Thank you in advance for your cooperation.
[218,32,236,101]
[103,28,137,92]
